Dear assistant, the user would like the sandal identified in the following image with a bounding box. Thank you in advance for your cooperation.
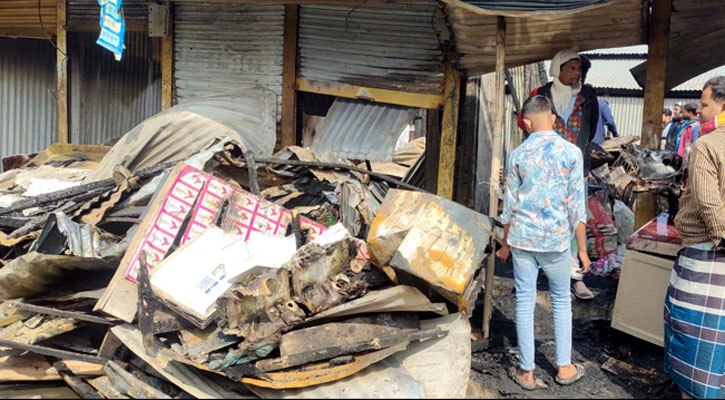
[508,366,537,391]
[555,363,586,385]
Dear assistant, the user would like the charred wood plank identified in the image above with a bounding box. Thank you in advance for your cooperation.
[7,302,115,326]
[256,157,424,192]
[0,162,174,217]
[137,254,157,357]
[254,327,446,372]
[52,360,104,399]
[0,339,108,364]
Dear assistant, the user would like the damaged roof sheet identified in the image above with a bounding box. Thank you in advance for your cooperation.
[311,98,413,162]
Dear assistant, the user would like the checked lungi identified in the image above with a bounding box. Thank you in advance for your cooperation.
[664,242,725,399]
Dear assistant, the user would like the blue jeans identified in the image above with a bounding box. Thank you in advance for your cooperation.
[511,247,572,371]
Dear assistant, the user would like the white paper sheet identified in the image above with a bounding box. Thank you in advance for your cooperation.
[150,226,296,320]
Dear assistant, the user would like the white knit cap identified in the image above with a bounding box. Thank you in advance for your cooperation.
[549,49,581,78]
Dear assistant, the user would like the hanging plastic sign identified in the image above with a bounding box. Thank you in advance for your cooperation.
[96,0,126,60]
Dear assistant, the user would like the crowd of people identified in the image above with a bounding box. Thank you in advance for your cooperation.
[663,102,703,160]
[500,47,725,399]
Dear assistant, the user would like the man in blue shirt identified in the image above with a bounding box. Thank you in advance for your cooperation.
[594,99,618,144]
[497,95,591,390]
[580,56,618,145]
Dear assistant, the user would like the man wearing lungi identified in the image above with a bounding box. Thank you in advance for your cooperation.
[665,76,725,399]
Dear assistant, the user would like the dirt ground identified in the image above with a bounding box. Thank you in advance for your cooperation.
[468,258,682,399]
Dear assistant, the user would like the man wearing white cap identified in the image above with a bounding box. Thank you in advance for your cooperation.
[517,49,600,300]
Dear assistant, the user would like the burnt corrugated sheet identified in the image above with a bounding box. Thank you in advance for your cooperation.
[298,3,445,94]
[449,0,644,76]
[311,98,413,162]
[600,96,696,138]
[68,0,148,21]
[631,0,725,90]
[0,0,56,39]
[174,3,284,121]
[458,0,610,11]
[69,32,161,145]
[0,38,57,159]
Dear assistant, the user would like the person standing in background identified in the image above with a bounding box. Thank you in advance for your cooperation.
[580,56,618,145]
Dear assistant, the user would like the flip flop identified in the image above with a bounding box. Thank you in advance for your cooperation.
[508,366,537,391]
[555,363,586,385]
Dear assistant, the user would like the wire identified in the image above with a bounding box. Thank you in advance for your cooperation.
[430,2,444,54]
[344,0,368,34]
[39,0,67,57]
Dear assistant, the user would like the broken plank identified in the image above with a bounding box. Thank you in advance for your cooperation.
[256,157,423,192]
[0,340,108,365]
[111,324,244,399]
[0,316,79,345]
[242,342,408,390]
[304,285,448,324]
[86,376,130,399]
[279,313,418,357]
[136,254,157,357]
[7,302,114,326]
[255,327,447,372]
[104,361,171,399]
[98,331,124,360]
[52,360,104,399]
[0,354,104,382]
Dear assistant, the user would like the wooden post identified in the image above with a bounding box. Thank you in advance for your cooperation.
[161,3,174,110]
[425,110,441,193]
[636,0,671,229]
[640,0,672,149]
[437,61,461,200]
[57,0,69,144]
[281,5,299,147]
[483,15,505,340]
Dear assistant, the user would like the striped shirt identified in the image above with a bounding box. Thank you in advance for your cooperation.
[674,125,725,246]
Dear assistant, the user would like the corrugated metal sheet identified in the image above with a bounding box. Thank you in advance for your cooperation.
[68,0,148,21]
[298,3,445,94]
[311,98,413,162]
[449,0,644,76]
[69,32,161,145]
[0,38,57,159]
[545,57,725,92]
[174,3,284,121]
[459,0,610,11]
[602,96,698,138]
[672,67,725,92]
[0,0,56,39]
[446,0,615,20]
[582,44,648,55]
[632,0,725,90]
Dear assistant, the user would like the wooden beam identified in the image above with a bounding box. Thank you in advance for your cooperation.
[483,15,505,340]
[635,0,671,230]
[281,4,299,147]
[425,109,441,193]
[161,4,174,110]
[436,62,461,199]
[296,78,444,110]
[639,0,672,149]
[57,0,68,144]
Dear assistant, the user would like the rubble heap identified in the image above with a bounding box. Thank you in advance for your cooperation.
[0,120,490,398]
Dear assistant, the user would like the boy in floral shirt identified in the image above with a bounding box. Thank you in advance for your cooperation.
[497,95,591,391]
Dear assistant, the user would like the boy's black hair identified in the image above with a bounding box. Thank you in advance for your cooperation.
[522,95,553,119]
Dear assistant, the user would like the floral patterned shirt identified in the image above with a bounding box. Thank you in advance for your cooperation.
[501,130,587,252]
